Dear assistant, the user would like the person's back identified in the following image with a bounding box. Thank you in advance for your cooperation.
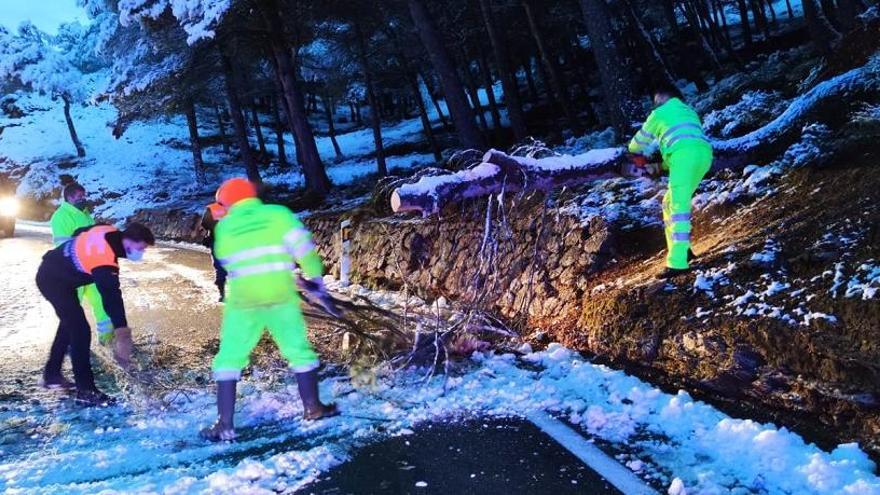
[51,201,94,246]
[214,198,321,308]
[201,178,335,442]
[628,88,713,277]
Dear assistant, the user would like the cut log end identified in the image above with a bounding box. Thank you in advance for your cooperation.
[390,190,402,213]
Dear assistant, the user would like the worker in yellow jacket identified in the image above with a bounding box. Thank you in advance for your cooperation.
[200,178,337,442]
[628,85,713,278]
[49,183,113,343]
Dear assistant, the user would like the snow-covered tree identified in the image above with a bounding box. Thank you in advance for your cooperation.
[0,23,88,157]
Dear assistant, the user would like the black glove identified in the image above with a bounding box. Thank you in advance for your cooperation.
[298,276,341,317]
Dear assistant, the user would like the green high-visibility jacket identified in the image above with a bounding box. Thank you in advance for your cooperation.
[628,97,712,162]
[50,200,111,328]
[214,198,323,308]
[50,201,95,247]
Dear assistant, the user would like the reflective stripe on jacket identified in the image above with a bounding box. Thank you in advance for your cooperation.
[214,198,323,308]
[628,98,711,161]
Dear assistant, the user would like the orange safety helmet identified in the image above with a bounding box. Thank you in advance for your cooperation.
[215,178,257,208]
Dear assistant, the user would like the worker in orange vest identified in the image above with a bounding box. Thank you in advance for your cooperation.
[36,223,155,405]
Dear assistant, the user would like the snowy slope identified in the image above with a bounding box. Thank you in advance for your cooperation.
[0,80,440,222]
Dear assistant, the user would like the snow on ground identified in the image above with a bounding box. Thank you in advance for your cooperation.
[559,176,664,229]
[1,341,877,494]
[687,214,876,328]
[0,79,440,222]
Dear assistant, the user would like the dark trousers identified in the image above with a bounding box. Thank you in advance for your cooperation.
[211,246,227,300]
[36,265,96,391]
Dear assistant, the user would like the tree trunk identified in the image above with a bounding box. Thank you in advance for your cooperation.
[390,149,624,215]
[408,0,484,150]
[61,95,86,158]
[271,98,288,168]
[408,70,442,162]
[578,0,642,136]
[260,0,330,195]
[784,0,795,19]
[460,53,490,133]
[750,0,771,39]
[765,0,778,26]
[522,0,579,132]
[477,48,503,132]
[215,105,230,154]
[185,100,206,184]
[220,52,261,183]
[419,71,450,130]
[250,105,267,158]
[621,0,679,93]
[737,0,753,48]
[322,96,344,161]
[681,2,724,70]
[477,0,529,142]
[521,58,539,101]
[715,0,734,47]
[802,0,842,55]
[354,21,387,176]
[663,0,680,35]
[820,0,841,29]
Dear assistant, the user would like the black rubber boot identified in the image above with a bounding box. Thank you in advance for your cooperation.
[295,371,339,421]
[200,380,237,442]
[42,373,75,390]
[658,267,691,279]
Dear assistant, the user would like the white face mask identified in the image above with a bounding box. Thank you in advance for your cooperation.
[126,249,145,262]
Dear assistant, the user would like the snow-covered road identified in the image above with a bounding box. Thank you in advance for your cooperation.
[1,225,878,494]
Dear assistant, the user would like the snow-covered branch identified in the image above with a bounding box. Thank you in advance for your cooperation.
[390,148,625,215]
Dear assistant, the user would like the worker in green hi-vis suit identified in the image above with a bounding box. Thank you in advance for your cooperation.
[628,85,714,278]
[200,178,339,442]
[49,183,113,344]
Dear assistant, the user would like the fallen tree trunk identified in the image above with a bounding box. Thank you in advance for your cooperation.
[390,148,625,215]
[711,58,880,170]
[390,55,880,216]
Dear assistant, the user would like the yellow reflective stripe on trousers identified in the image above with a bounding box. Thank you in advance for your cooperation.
[227,262,295,279]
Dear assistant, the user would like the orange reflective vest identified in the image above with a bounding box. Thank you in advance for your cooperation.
[68,225,119,275]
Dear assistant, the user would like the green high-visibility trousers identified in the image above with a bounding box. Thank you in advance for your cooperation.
[663,143,713,269]
[78,283,112,335]
[211,300,319,380]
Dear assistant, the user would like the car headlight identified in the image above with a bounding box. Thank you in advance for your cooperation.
[0,196,20,218]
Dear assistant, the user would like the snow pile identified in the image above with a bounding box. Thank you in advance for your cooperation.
[558,127,617,155]
[3,343,878,494]
[559,176,663,229]
[692,262,735,298]
[703,90,790,138]
[830,261,880,301]
[516,147,623,172]
[840,263,880,300]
